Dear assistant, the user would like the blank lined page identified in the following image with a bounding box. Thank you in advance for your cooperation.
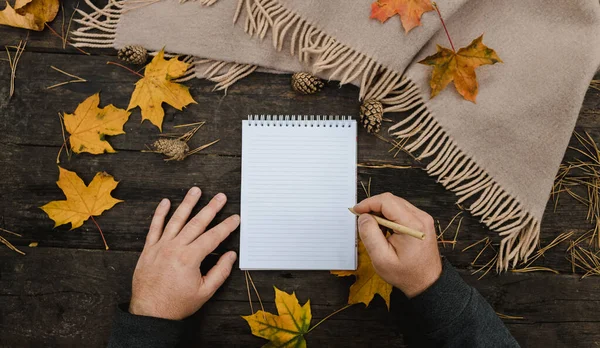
[240,116,357,270]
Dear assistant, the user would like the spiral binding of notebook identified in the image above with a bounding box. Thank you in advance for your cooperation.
[246,114,353,127]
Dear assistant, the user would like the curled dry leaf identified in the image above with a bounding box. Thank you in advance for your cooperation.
[127,49,197,131]
[41,167,123,230]
[242,287,311,347]
[64,93,131,154]
[0,0,59,31]
[418,35,502,103]
[370,0,434,33]
[331,234,393,309]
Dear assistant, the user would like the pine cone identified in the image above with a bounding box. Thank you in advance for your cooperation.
[359,99,383,134]
[291,72,324,95]
[152,138,189,161]
[118,45,148,65]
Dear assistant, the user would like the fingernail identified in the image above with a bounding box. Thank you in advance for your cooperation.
[358,214,370,226]
[190,187,201,196]
[229,251,237,261]
[159,198,169,206]
[232,214,240,223]
[215,193,226,202]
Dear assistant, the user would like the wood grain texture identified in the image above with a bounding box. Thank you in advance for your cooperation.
[1,248,600,348]
[1,0,599,346]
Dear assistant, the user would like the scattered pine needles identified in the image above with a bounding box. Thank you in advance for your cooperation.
[553,132,600,248]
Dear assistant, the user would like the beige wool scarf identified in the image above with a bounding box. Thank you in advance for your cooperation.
[72,0,600,270]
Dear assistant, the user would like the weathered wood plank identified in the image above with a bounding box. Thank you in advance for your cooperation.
[1,247,599,347]
[1,51,599,153]
[0,143,593,273]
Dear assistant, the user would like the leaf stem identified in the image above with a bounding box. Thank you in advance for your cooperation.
[433,2,455,52]
[306,304,353,334]
[107,61,144,78]
[90,216,109,250]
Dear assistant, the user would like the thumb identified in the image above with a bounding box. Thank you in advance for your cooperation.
[358,214,392,263]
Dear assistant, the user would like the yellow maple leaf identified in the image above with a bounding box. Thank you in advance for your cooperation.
[0,0,59,31]
[370,0,433,33]
[242,287,311,347]
[331,234,393,309]
[127,49,196,131]
[41,167,123,231]
[418,35,502,103]
[63,93,131,154]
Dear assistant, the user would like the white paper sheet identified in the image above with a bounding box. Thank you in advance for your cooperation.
[240,116,357,270]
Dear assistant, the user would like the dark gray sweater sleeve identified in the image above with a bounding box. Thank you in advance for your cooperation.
[107,304,185,348]
[401,259,520,348]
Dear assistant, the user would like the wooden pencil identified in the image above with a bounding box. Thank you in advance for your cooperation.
[348,208,425,240]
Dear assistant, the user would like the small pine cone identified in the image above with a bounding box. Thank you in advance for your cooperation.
[291,72,324,95]
[118,45,148,65]
[359,99,383,134]
[152,138,189,161]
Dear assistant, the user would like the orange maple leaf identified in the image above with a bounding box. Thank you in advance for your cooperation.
[370,0,434,33]
[418,35,502,102]
[331,234,393,309]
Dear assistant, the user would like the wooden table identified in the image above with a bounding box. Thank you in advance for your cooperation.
[1,2,599,346]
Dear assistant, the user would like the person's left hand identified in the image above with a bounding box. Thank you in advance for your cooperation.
[128,187,239,320]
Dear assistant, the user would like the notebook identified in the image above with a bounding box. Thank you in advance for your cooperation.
[240,115,357,270]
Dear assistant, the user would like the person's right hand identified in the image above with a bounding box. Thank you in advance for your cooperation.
[353,193,442,298]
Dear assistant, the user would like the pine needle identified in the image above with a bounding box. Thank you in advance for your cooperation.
[185,139,220,157]
[46,65,87,90]
[590,80,600,92]
[244,270,254,314]
[246,271,266,321]
[0,236,25,255]
[511,267,559,274]
[0,227,22,237]
[5,37,27,99]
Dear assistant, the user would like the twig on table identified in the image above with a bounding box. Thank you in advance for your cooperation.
[306,303,354,334]
[45,23,90,55]
[46,66,87,90]
[107,61,144,78]
[5,37,27,99]
[496,312,525,320]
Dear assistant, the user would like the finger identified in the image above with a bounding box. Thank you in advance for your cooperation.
[190,214,240,261]
[177,193,228,245]
[162,187,202,240]
[354,193,422,230]
[358,214,396,265]
[200,251,237,297]
[145,198,171,246]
